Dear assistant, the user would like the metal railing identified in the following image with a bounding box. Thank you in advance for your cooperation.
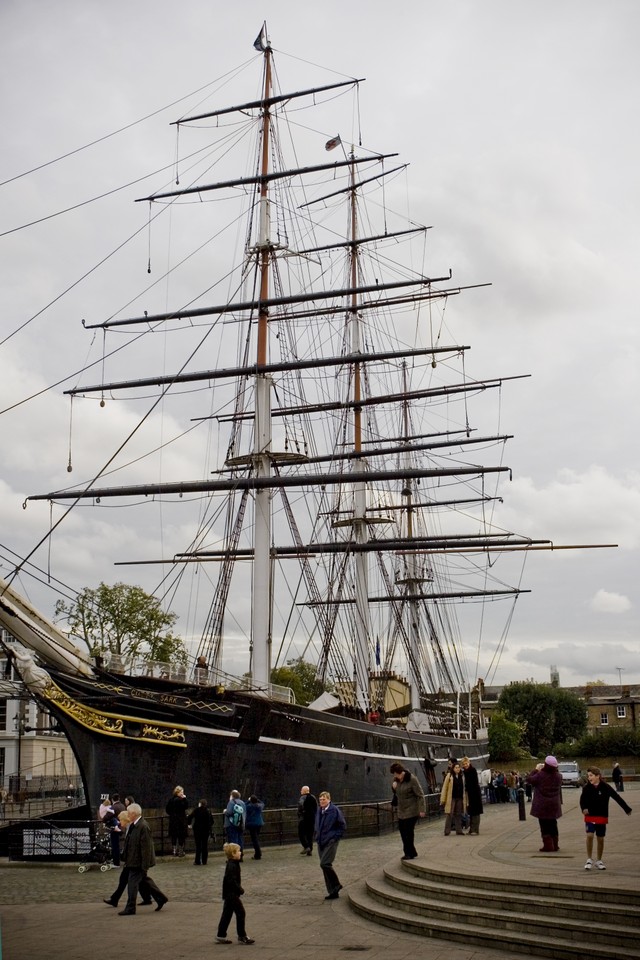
[1,794,444,861]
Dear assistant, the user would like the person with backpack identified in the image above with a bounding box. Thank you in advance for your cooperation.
[224,790,246,856]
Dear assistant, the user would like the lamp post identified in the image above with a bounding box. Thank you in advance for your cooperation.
[12,702,26,797]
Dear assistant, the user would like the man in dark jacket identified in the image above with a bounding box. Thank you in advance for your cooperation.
[118,803,168,915]
[297,785,317,855]
[314,791,346,900]
[612,762,624,793]
[461,757,484,835]
[188,798,214,865]
[390,762,426,859]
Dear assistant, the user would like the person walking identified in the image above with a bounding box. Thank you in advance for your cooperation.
[461,757,484,834]
[245,795,264,860]
[118,803,168,915]
[612,762,624,793]
[224,790,246,856]
[103,811,154,907]
[440,760,466,836]
[166,785,189,857]
[581,766,632,870]
[188,798,214,865]
[297,785,317,855]
[215,843,255,944]
[527,755,563,852]
[390,762,426,858]
[101,804,124,868]
[106,793,126,865]
[315,791,346,900]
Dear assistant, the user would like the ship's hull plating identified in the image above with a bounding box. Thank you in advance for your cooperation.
[41,668,486,809]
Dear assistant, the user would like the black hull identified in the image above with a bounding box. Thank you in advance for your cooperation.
[41,668,487,810]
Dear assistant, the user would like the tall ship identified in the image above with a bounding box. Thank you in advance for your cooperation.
[0,28,558,811]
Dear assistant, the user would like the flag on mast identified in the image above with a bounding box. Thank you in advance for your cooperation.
[325,134,342,151]
[253,25,267,52]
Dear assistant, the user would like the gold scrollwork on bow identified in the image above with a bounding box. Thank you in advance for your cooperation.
[41,680,186,746]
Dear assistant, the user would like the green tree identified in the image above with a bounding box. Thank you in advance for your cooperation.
[498,681,586,755]
[488,710,523,761]
[270,657,326,706]
[556,727,640,759]
[55,582,186,665]
[551,687,588,746]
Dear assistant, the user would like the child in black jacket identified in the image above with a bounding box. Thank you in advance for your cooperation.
[580,766,632,871]
[216,843,255,944]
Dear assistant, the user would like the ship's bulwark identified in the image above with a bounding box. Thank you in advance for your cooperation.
[40,668,486,811]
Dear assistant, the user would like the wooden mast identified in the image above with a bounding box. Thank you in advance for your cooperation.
[348,153,371,713]
[251,39,274,691]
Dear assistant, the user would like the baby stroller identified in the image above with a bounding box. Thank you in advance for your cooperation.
[78,831,115,873]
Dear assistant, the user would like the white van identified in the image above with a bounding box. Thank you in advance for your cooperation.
[558,761,581,786]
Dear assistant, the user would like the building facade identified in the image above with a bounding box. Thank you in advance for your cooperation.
[0,630,80,800]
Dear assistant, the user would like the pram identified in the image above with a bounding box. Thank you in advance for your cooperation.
[78,830,115,873]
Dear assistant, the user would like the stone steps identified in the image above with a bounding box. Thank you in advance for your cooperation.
[383,861,640,928]
[348,860,640,960]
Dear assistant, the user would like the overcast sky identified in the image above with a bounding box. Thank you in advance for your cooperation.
[1,0,638,689]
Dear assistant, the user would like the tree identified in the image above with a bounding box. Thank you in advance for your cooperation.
[55,582,187,665]
[556,727,640,759]
[487,711,523,762]
[498,681,586,755]
[270,658,327,706]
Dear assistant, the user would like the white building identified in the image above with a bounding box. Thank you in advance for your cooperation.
[0,630,80,800]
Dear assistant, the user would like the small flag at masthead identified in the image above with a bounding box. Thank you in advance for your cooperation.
[253,25,267,52]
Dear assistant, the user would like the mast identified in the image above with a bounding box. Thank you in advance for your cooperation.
[347,154,371,713]
[251,40,274,691]
[398,363,424,710]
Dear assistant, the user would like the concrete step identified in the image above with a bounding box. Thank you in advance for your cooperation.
[364,872,640,950]
[348,880,640,960]
[404,858,640,909]
[382,862,640,928]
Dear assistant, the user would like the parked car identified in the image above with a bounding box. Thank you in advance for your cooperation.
[558,761,581,786]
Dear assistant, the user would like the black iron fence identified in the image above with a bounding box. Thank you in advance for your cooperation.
[2,793,444,861]
[2,773,84,806]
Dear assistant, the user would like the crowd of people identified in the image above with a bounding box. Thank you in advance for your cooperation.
[96,781,350,945]
[95,756,632,944]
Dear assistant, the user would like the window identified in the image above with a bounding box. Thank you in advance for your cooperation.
[617,705,626,719]
[0,699,6,731]
[600,712,609,726]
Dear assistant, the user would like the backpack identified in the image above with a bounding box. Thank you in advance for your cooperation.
[231,801,244,827]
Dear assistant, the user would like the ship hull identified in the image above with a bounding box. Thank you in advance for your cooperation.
[41,667,487,809]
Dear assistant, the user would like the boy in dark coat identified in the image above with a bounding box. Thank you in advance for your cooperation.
[216,842,254,944]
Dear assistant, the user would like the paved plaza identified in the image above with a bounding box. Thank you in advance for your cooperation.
[0,785,637,960]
